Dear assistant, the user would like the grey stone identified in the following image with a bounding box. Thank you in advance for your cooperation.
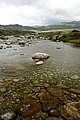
[40,94,59,112]
[0,112,17,120]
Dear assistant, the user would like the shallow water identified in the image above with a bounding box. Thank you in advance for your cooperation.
[0,40,80,87]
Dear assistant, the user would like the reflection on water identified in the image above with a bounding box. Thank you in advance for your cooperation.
[0,40,80,86]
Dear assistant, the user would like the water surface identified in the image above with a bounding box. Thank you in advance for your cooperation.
[0,40,80,87]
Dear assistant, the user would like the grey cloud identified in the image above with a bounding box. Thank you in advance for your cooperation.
[0,0,38,6]
[54,9,68,16]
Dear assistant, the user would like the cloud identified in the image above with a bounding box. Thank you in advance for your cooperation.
[0,0,39,6]
[0,0,80,25]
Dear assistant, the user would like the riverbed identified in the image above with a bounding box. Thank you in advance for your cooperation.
[0,39,80,119]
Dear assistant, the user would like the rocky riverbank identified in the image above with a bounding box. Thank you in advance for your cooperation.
[0,77,80,120]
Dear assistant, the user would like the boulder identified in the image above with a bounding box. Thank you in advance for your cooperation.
[32,53,49,60]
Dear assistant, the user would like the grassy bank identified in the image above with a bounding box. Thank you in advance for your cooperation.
[68,39,80,44]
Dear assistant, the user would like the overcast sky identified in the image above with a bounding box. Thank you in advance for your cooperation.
[0,0,80,26]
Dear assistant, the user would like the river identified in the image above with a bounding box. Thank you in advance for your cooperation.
[0,40,80,87]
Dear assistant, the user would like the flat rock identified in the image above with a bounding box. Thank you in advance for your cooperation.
[68,88,80,94]
[36,61,44,65]
[1,66,16,74]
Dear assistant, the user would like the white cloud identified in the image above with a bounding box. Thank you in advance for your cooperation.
[0,0,80,25]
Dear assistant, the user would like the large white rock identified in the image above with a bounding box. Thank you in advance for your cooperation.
[32,53,49,60]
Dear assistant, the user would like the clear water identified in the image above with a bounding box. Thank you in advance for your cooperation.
[0,40,80,86]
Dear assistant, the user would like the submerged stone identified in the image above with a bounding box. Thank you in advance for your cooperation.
[15,99,41,118]
[47,87,63,97]
[0,112,17,120]
[50,108,60,117]
[61,102,80,120]
[68,88,80,94]
[1,66,16,74]
[40,94,59,112]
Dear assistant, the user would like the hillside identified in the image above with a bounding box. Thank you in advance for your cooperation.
[34,21,80,30]
[0,24,35,31]
[0,21,80,31]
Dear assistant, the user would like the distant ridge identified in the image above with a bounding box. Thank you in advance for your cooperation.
[0,21,80,31]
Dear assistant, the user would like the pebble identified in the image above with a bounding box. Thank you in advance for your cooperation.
[13,79,19,82]
[0,87,6,93]
[70,75,79,79]
[71,93,77,99]
[44,83,49,88]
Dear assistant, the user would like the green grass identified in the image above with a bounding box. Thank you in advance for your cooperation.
[68,39,80,44]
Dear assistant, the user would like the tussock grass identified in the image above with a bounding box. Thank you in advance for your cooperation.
[68,39,80,44]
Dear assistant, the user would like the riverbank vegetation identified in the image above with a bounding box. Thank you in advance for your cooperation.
[0,29,36,37]
[0,28,80,45]
[38,29,80,45]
